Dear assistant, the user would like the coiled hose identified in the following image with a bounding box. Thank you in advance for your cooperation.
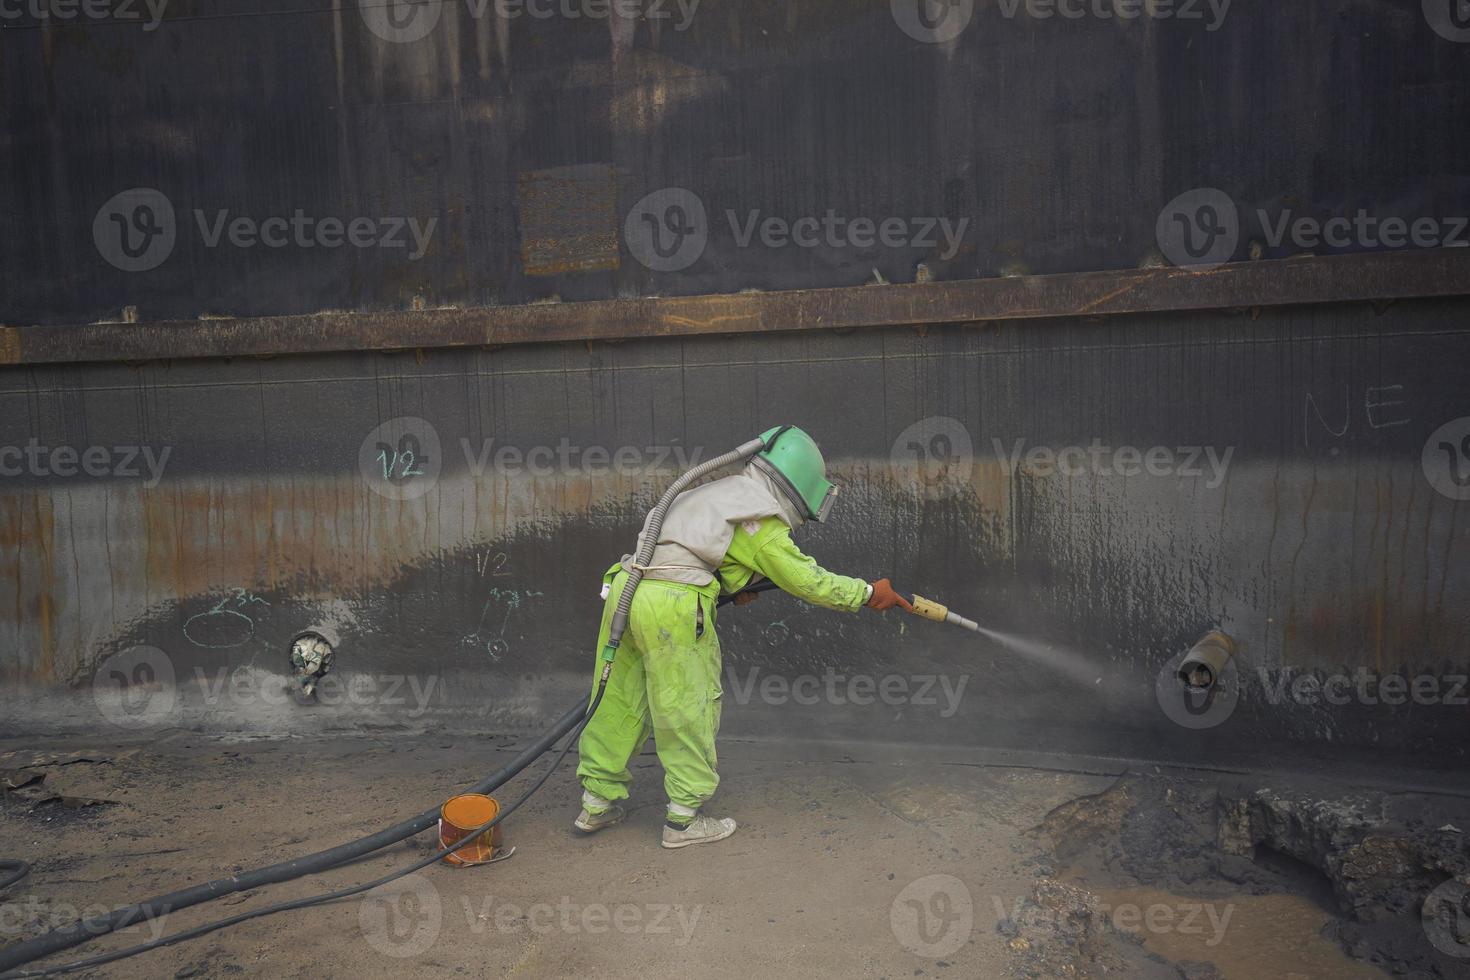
[0,436,768,977]
[1,682,611,979]
[0,703,588,976]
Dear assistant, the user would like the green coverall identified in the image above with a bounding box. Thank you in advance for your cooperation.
[576,516,868,822]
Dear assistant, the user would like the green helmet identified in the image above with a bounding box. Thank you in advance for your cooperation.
[751,425,838,522]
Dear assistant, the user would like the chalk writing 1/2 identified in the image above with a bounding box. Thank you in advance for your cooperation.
[475,551,509,577]
[376,432,428,484]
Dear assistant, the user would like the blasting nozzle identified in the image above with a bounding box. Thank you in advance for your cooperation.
[910,594,981,633]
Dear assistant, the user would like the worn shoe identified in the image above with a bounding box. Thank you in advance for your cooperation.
[661,814,737,849]
[573,804,626,833]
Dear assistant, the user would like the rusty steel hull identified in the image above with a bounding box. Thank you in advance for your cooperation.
[2,297,1468,771]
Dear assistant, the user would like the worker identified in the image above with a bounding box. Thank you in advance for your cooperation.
[574,425,913,849]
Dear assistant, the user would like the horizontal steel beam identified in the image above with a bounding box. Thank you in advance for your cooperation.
[4,249,1470,366]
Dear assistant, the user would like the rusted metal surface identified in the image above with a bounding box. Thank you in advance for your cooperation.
[6,2,1469,341]
[6,249,1470,366]
[1,296,1467,766]
[515,164,621,277]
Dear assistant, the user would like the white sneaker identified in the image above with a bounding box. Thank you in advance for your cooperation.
[573,804,626,833]
[661,814,737,849]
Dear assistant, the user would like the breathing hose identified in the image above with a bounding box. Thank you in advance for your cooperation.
[0,436,769,977]
[600,438,766,665]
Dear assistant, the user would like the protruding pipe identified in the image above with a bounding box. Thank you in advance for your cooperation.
[1177,630,1237,691]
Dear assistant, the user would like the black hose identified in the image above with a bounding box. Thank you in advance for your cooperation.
[2,684,607,979]
[0,861,29,892]
[0,698,589,974]
[1,439,769,975]
[715,580,781,608]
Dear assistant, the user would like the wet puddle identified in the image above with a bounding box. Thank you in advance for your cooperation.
[1073,881,1387,979]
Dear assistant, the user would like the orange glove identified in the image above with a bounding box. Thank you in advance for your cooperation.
[866,578,913,612]
[732,590,760,607]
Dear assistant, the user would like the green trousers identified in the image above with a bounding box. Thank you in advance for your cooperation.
[576,571,723,815]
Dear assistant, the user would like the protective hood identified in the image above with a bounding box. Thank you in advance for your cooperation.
[622,463,801,587]
[743,460,807,531]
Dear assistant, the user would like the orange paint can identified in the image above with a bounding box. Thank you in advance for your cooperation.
[438,794,504,867]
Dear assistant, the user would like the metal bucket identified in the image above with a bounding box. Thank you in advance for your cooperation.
[438,794,504,867]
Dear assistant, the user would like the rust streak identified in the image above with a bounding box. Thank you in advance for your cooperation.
[0,328,19,365]
[1073,276,1151,315]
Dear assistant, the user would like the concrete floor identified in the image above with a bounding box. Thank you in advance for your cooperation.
[0,732,1428,979]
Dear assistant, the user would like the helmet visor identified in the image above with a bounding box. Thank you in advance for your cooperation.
[814,483,839,523]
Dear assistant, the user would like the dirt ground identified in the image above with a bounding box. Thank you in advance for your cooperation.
[0,732,1454,979]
